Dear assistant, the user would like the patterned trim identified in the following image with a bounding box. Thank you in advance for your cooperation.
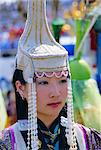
[75,124,87,150]
[79,125,90,150]
[10,128,16,150]
[35,66,67,72]
[35,70,69,78]
[89,128,101,150]
[0,142,6,150]
[13,123,27,150]
[0,129,12,150]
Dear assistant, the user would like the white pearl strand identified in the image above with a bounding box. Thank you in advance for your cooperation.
[66,78,77,150]
[27,78,38,150]
[31,81,38,150]
[27,78,32,150]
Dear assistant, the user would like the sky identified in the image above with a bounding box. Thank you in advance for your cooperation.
[0,0,17,4]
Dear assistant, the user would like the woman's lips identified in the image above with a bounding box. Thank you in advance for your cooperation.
[47,102,61,108]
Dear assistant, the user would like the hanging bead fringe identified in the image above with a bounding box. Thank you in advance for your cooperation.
[65,64,77,150]
[27,78,38,150]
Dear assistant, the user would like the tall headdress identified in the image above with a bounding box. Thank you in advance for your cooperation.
[16,0,77,149]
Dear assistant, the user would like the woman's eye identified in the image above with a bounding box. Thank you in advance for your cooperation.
[60,79,67,83]
[38,81,48,85]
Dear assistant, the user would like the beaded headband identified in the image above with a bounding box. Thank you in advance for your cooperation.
[35,70,69,78]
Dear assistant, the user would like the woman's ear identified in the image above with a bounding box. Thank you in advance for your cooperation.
[15,80,25,100]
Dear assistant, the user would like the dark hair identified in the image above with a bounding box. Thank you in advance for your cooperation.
[12,69,26,89]
[12,69,28,120]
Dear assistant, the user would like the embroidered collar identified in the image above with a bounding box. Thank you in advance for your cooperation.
[38,117,60,150]
[17,120,28,131]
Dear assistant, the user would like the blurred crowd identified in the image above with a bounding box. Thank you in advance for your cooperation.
[0,1,26,55]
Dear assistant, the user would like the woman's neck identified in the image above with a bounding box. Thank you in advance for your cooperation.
[38,112,59,128]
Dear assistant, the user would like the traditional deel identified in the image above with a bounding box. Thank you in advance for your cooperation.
[0,0,101,150]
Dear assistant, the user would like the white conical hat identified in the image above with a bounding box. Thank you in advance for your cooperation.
[16,0,68,82]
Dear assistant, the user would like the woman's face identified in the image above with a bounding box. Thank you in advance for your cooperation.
[36,73,67,119]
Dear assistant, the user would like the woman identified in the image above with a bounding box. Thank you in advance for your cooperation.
[0,0,101,149]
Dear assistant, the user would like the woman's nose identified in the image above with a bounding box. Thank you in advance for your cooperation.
[49,83,60,98]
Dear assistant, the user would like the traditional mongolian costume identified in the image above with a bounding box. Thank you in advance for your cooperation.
[0,0,101,150]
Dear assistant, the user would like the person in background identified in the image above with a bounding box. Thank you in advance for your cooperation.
[6,90,16,126]
[0,0,101,149]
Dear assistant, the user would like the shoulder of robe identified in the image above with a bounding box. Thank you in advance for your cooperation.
[75,123,101,149]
